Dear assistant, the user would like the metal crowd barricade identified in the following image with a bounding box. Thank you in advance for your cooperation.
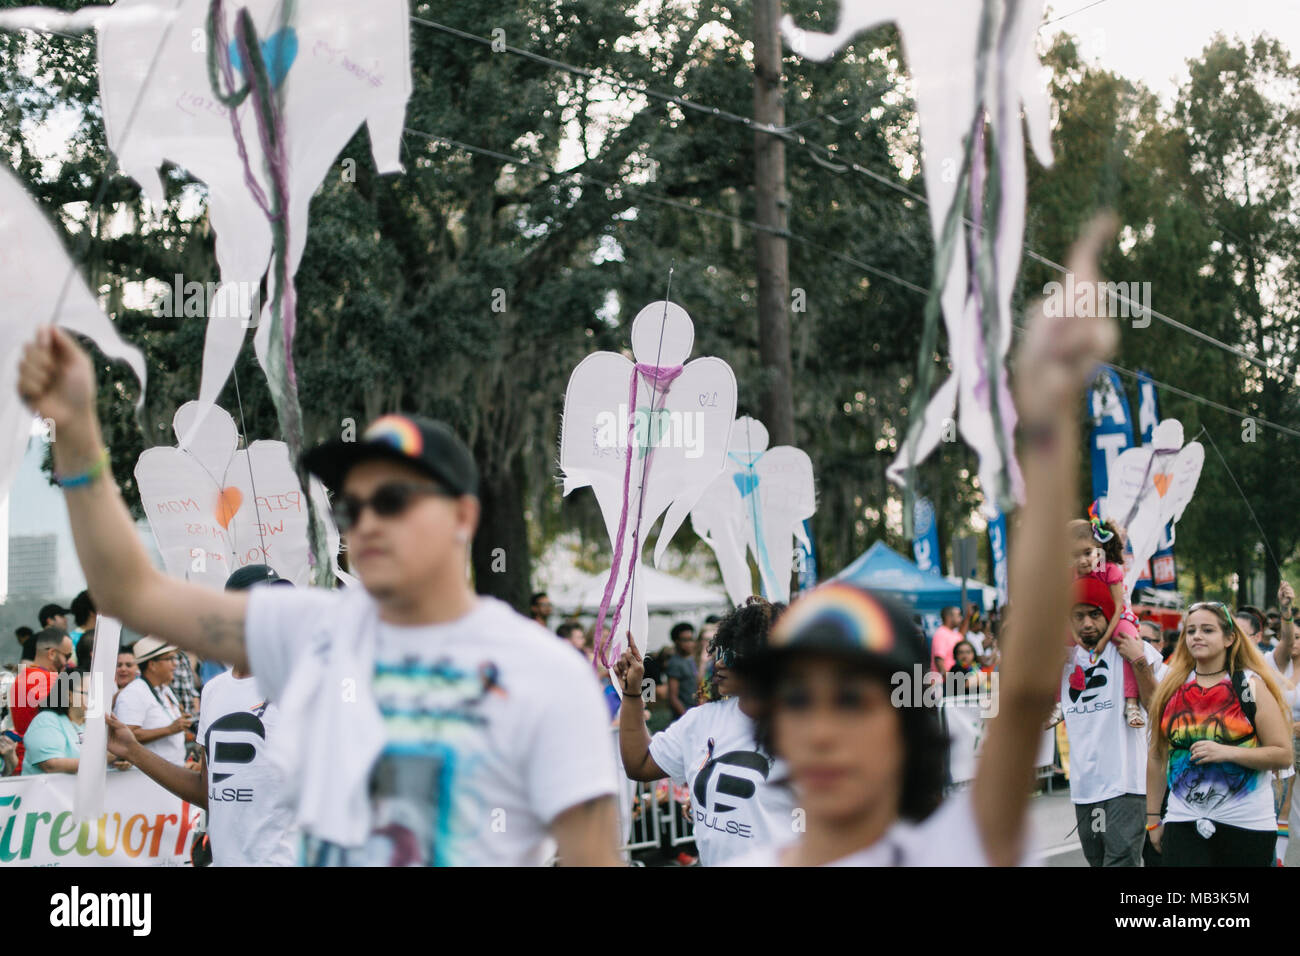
[667,782,696,847]
[613,726,698,860]
[623,777,662,856]
[619,777,699,859]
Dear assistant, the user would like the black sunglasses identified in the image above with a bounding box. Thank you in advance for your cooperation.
[332,481,451,532]
[715,647,746,667]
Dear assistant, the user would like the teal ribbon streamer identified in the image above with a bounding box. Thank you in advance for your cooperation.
[728,451,777,598]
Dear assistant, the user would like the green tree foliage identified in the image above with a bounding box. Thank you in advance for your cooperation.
[1026,33,1300,602]
[6,1,1297,611]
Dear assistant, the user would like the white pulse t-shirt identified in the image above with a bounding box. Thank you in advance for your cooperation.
[197,672,299,866]
[647,696,795,866]
[1060,640,1166,805]
[723,791,1019,866]
[114,678,187,766]
[246,589,619,866]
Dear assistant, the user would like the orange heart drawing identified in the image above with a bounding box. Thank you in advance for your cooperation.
[215,487,243,529]
[1152,474,1172,498]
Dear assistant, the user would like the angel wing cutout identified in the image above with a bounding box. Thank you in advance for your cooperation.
[0,0,412,415]
[1105,419,1204,598]
[0,162,147,512]
[691,416,816,605]
[134,401,350,588]
[690,474,752,608]
[783,0,1052,514]
[560,301,737,663]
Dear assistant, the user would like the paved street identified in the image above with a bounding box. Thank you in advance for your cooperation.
[1029,785,1300,867]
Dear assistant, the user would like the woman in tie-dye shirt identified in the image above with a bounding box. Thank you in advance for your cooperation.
[1146,602,1293,866]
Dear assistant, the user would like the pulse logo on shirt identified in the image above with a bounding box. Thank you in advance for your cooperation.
[1067,658,1109,705]
[692,751,772,837]
[205,708,268,784]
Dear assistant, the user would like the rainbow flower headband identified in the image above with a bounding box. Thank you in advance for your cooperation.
[1088,500,1113,543]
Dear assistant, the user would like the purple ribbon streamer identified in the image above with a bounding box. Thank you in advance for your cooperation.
[215,4,297,390]
[593,362,684,667]
[211,2,273,219]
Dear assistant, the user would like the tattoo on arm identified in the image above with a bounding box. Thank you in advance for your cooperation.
[197,611,245,659]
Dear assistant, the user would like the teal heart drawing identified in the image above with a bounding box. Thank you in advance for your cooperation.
[228,27,299,89]
[733,472,760,497]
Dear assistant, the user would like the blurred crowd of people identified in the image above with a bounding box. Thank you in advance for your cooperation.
[2,590,202,778]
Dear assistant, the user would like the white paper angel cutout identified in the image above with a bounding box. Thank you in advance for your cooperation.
[690,416,816,605]
[783,0,1052,515]
[0,163,147,512]
[134,401,351,588]
[1105,419,1203,598]
[0,0,412,419]
[560,301,737,664]
[690,478,753,609]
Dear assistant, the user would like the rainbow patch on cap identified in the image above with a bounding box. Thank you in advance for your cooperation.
[772,584,896,654]
[365,415,423,457]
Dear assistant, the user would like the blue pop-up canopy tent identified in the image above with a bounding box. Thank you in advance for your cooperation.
[833,541,984,615]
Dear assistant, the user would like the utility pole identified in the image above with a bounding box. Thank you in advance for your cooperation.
[753,0,795,448]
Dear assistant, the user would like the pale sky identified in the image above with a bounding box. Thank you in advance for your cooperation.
[1042,0,1300,100]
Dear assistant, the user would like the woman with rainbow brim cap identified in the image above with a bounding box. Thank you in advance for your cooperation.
[727,582,1056,866]
[723,216,1123,867]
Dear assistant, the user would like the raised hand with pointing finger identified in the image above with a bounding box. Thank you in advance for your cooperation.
[613,633,646,700]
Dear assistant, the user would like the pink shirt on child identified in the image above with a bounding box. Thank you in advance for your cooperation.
[1085,563,1124,588]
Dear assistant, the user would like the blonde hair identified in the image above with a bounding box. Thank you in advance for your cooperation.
[1149,602,1291,760]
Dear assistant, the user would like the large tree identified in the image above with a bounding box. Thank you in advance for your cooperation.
[1024,32,1300,602]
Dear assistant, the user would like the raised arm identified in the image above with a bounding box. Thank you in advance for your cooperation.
[17,326,249,670]
[1275,582,1294,675]
[613,635,668,781]
[973,215,1119,866]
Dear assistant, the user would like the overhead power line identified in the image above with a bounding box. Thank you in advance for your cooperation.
[407,14,1281,382]
[411,124,1298,441]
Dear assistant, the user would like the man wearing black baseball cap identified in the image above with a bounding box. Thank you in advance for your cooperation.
[14,322,621,868]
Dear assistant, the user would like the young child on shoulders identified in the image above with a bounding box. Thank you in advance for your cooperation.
[1068,505,1144,726]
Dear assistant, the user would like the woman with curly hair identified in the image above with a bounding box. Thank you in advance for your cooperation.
[613,597,794,866]
[1146,601,1293,866]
